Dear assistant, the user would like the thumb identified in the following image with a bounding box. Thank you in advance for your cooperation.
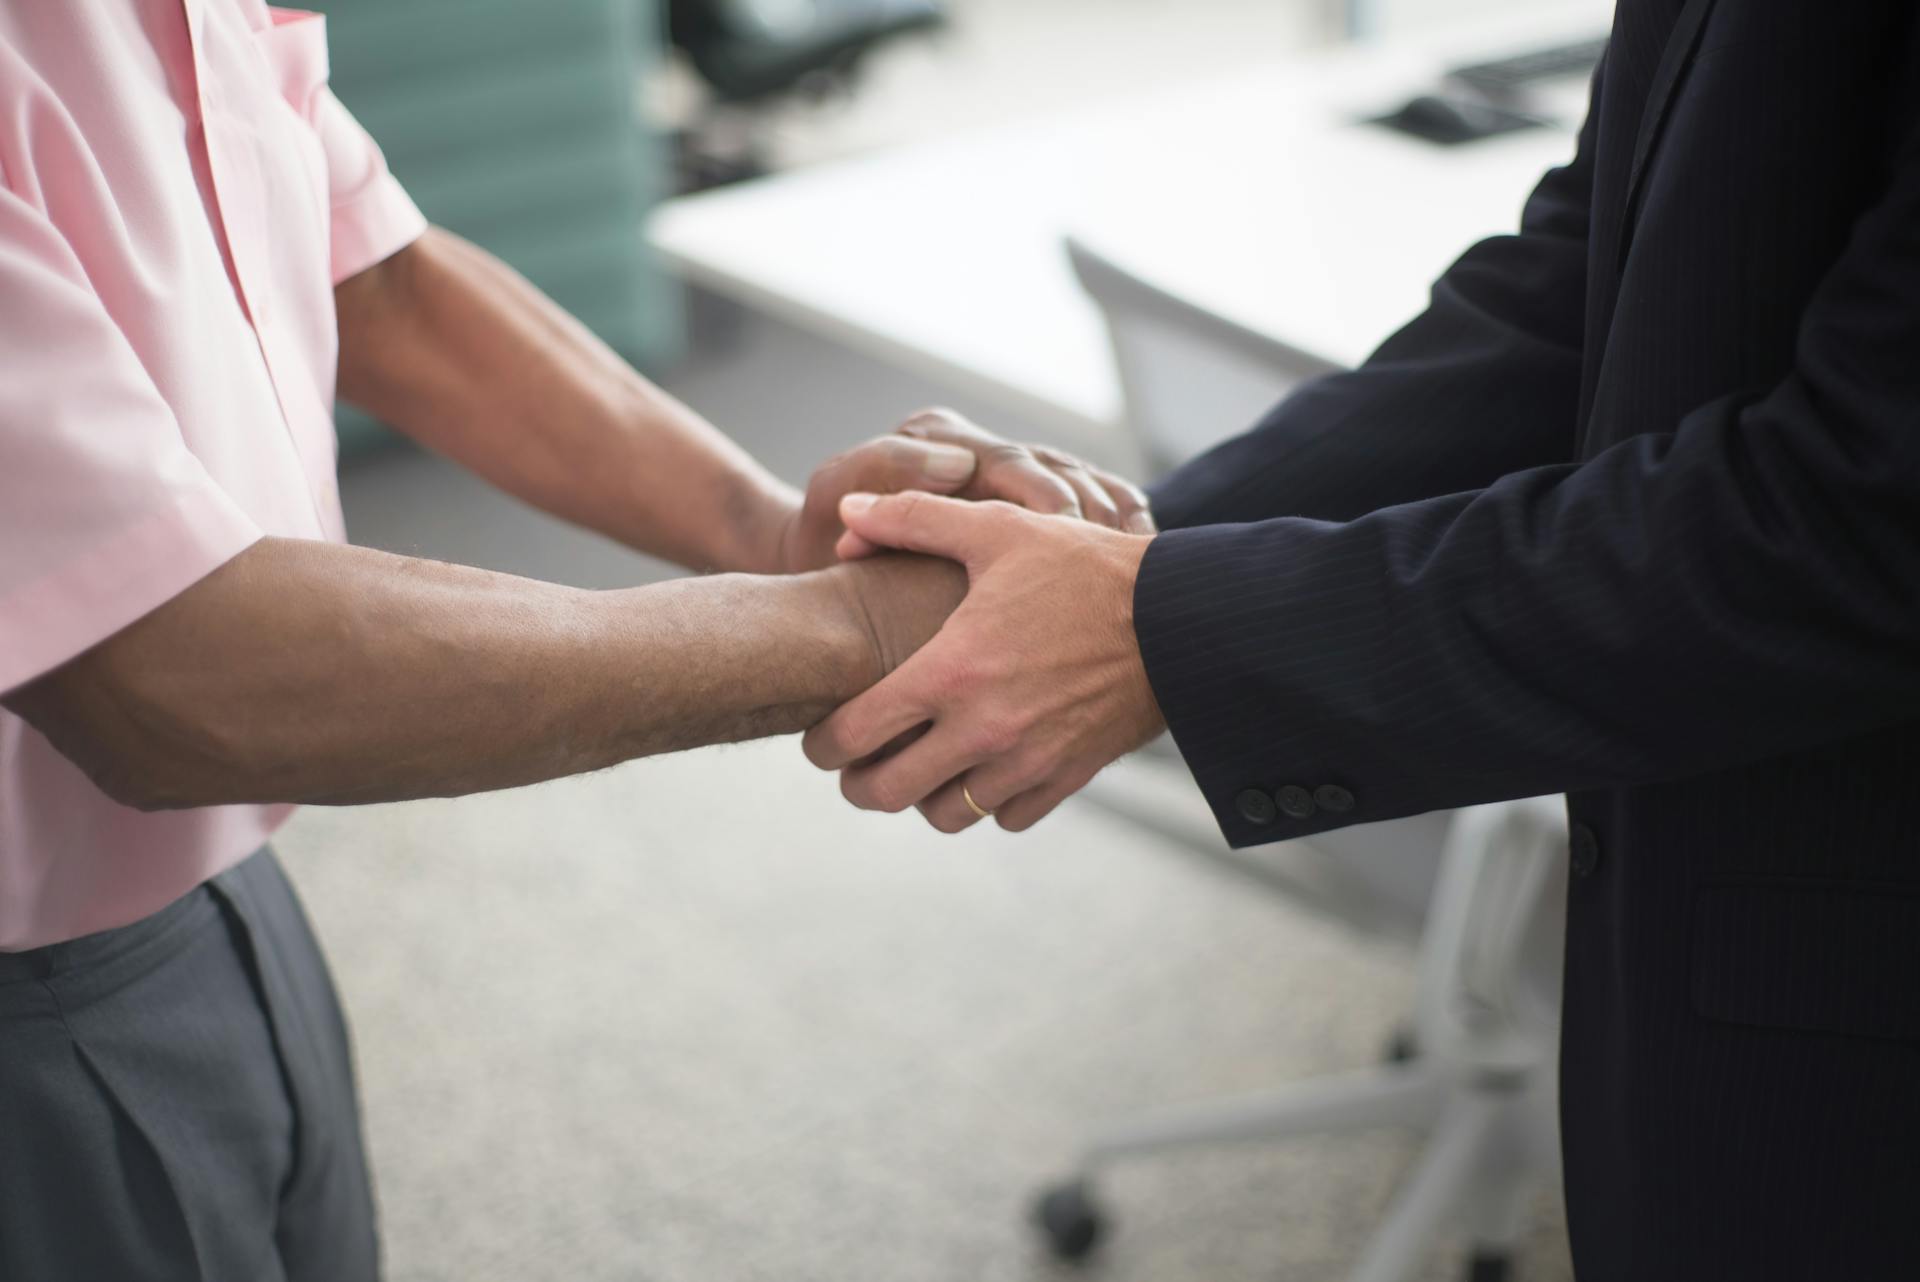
[838,491,1008,565]
[823,437,978,503]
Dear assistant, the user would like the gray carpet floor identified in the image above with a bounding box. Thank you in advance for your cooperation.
[276,739,1573,1282]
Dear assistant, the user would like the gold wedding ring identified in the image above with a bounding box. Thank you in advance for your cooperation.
[962,783,993,820]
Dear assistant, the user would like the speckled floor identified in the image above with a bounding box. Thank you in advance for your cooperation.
[278,734,1572,1282]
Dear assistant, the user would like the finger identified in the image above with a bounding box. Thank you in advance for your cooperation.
[993,751,1109,832]
[992,771,1094,833]
[1033,447,1123,530]
[915,752,1042,834]
[856,722,931,770]
[914,780,988,834]
[837,491,1014,565]
[839,725,981,815]
[813,435,979,505]
[897,408,1081,518]
[835,529,881,560]
[971,444,1082,518]
[1089,466,1157,535]
[915,775,997,834]
[802,663,938,770]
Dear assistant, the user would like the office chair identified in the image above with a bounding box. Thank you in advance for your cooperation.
[666,0,947,187]
[1041,238,1571,1282]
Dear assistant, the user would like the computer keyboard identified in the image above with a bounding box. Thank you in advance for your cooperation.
[1445,36,1609,97]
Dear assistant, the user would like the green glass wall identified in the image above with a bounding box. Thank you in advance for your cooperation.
[314,0,682,456]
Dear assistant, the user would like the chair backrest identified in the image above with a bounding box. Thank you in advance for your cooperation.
[1072,235,1572,1023]
[1065,237,1342,481]
[669,0,947,103]
[1070,234,1445,941]
[1414,798,1567,1061]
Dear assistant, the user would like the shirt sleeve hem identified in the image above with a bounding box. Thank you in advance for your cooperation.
[0,480,264,694]
[329,170,427,286]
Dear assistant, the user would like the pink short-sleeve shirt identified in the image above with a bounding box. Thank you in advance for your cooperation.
[0,1,425,949]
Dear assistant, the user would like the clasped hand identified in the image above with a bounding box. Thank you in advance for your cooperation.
[801,414,1167,834]
[777,407,1153,571]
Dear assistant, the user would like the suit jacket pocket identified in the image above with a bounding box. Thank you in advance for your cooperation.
[1692,880,1920,1045]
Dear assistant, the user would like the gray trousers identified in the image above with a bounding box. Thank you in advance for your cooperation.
[0,848,378,1282]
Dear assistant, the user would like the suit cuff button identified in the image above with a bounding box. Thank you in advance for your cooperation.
[1235,789,1278,825]
[1570,823,1602,877]
[1313,784,1355,814]
[1276,784,1317,820]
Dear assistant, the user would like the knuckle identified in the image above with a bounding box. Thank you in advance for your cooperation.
[807,723,854,768]
[876,434,917,464]
[845,771,903,814]
[829,714,871,758]
[923,650,974,694]
[902,406,963,434]
[981,441,1034,472]
[971,713,1023,758]
[928,807,970,835]
[925,664,968,703]
[1028,475,1081,515]
[1010,746,1056,787]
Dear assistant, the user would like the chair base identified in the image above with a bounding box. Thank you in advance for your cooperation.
[1030,800,1569,1282]
[1035,1058,1553,1282]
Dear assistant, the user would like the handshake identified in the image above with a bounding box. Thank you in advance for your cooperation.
[789,409,1169,835]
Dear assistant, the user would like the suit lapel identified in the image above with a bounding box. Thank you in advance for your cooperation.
[1619,0,1720,263]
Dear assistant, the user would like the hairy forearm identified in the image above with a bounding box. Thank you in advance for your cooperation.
[335,229,797,572]
[6,538,885,809]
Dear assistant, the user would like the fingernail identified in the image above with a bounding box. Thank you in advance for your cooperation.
[840,492,878,517]
[1128,512,1156,534]
[922,445,976,483]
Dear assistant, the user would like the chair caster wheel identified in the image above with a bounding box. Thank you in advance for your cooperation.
[1383,1024,1420,1064]
[1465,1250,1514,1282]
[1033,1181,1106,1261]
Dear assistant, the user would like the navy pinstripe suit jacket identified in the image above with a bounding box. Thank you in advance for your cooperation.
[1133,2,1920,1277]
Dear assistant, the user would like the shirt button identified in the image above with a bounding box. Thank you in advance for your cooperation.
[1235,789,1277,826]
[1313,784,1355,814]
[1570,823,1601,878]
[1276,784,1316,820]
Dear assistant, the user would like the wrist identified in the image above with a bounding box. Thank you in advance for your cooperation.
[723,476,804,575]
[1113,532,1168,741]
[798,565,889,698]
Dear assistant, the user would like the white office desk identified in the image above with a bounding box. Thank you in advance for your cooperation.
[648,5,1608,465]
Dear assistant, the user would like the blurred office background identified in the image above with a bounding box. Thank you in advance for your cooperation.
[295,0,1608,1278]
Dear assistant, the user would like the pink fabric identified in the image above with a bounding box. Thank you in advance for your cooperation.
[0,1,425,949]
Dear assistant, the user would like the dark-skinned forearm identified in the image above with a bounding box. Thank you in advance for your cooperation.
[4,538,884,810]
[334,229,798,573]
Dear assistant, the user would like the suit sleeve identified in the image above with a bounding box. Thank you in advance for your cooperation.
[1150,62,1602,530]
[1135,104,1920,848]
